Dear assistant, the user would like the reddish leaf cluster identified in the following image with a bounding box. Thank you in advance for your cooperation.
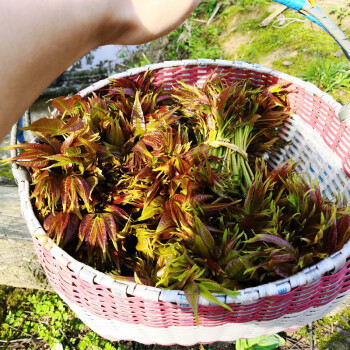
[3,72,349,321]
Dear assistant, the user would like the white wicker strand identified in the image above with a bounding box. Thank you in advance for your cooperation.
[57,290,349,345]
[133,285,161,302]
[79,268,97,285]
[330,251,348,273]
[274,114,350,203]
[111,282,129,297]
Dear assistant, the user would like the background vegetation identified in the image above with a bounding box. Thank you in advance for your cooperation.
[129,0,350,104]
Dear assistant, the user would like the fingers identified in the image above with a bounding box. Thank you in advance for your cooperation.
[133,0,201,43]
[100,0,201,45]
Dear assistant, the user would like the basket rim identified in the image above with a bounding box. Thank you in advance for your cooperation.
[17,59,350,306]
[78,58,343,114]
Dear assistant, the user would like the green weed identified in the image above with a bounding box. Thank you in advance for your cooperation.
[232,13,340,62]
[0,164,14,180]
[232,0,269,11]
[215,5,350,103]
[302,59,350,92]
[0,286,120,350]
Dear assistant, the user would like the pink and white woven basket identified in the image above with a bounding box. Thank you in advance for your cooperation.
[15,59,350,345]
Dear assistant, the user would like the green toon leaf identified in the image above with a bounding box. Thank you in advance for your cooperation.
[197,284,233,312]
[21,118,64,133]
[184,281,199,325]
[235,334,285,350]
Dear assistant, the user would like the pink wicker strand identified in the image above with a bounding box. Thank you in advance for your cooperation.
[32,235,350,327]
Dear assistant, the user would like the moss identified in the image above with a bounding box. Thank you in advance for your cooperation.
[6,288,31,309]
[32,266,49,286]
[0,286,24,342]
[226,0,270,14]
[229,12,340,61]
[0,164,14,180]
[0,287,8,322]
[214,6,350,104]
[0,286,124,349]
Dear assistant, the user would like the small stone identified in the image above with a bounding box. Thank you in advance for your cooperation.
[332,50,343,58]
[277,14,286,26]
[338,90,345,97]
[282,61,293,66]
[340,315,348,323]
[53,344,63,350]
[0,176,16,186]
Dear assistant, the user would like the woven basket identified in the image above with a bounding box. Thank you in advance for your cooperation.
[13,59,350,345]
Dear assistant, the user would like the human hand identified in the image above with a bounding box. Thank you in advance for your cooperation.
[98,0,201,45]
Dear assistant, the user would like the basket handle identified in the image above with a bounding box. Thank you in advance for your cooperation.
[273,0,350,121]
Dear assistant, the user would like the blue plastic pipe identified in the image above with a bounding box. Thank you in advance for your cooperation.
[273,0,305,11]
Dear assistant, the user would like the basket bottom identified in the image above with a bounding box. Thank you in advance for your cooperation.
[58,291,349,345]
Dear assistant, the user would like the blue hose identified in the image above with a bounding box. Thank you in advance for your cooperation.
[273,1,350,60]
[273,0,305,11]
[17,117,24,143]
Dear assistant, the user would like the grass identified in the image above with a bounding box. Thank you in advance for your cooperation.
[312,307,350,349]
[230,14,338,60]
[126,1,350,104]
[217,5,350,103]
[1,286,349,350]
[301,59,350,92]
[0,286,123,350]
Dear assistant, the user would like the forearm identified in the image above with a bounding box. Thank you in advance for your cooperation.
[101,0,201,45]
[0,0,200,141]
[0,0,112,141]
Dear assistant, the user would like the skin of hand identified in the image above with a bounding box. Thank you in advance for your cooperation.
[0,0,201,141]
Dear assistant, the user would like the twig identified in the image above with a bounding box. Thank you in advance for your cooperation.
[260,5,287,27]
[5,324,32,337]
[59,328,73,348]
[2,314,32,349]
[309,322,314,350]
[288,342,304,350]
[207,2,222,26]
[141,53,151,65]
[285,335,304,350]
[192,18,207,23]
[184,20,192,37]
[0,338,32,343]
[115,62,130,69]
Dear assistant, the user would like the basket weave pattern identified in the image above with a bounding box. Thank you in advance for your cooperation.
[32,238,350,326]
[18,60,350,345]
